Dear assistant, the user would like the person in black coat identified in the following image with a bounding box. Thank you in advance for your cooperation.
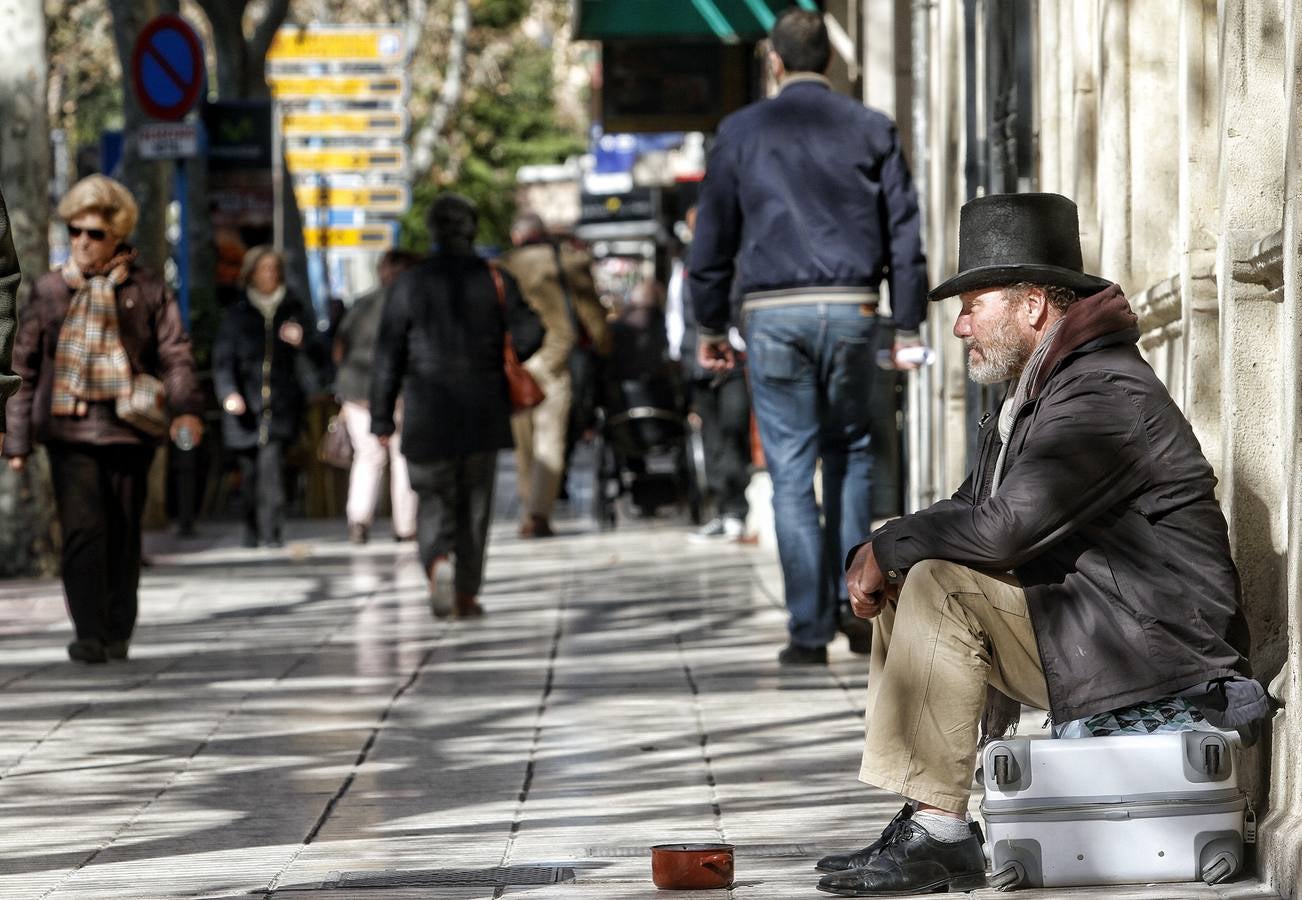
[371,194,543,618]
[212,246,318,547]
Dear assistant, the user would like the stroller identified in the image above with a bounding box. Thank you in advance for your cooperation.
[590,307,705,529]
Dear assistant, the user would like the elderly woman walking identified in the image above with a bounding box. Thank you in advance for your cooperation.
[4,175,203,664]
[371,194,543,618]
[213,246,316,548]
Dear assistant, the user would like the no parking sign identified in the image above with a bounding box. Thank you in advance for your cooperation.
[132,15,205,121]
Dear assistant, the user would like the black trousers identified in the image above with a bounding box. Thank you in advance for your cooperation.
[407,451,497,597]
[693,370,752,520]
[236,441,286,541]
[47,442,155,644]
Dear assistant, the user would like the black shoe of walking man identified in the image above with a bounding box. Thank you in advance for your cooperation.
[816,817,986,896]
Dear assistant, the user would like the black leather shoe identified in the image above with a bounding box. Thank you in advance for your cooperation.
[67,639,107,664]
[778,643,828,665]
[816,803,913,872]
[816,818,986,896]
[104,640,129,661]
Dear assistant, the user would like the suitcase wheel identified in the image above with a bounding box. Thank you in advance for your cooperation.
[1201,853,1236,885]
[990,861,1025,892]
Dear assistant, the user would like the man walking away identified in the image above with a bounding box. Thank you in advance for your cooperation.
[502,212,610,538]
[334,249,422,544]
[690,8,928,665]
[370,194,543,618]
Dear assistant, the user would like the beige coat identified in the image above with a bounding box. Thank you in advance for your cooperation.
[502,241,611,377]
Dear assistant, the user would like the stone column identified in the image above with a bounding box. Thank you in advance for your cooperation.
[1259,2,1302,892]
[1217,0,1290,831]
[1096,0,1132,289]
[1178,0,1222,467]
[1071,0,1101,272]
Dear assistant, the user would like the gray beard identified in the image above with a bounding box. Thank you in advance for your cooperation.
[966,316,1033,384]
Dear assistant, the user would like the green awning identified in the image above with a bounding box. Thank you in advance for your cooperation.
[574,0,819,43]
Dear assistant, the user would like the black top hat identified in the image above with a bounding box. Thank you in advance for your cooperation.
[928,193,1112,301]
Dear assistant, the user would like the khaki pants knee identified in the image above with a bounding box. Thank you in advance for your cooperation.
[859,559,1050,812]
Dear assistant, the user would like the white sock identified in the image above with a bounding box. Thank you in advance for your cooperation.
[911,810,972,843]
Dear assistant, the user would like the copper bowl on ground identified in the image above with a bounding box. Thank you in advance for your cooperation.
[650,842,735,890]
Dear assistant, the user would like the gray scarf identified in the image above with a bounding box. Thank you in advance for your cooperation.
[991,318,1066,496]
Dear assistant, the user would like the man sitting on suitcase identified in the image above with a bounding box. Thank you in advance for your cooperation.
[815,192,1258,897]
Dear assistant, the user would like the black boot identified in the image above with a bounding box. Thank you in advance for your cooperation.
[838,604,873,655]
[815,803,913,872]
[816,817,986,896]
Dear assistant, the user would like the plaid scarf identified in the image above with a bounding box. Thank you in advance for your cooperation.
[51,250,137,418]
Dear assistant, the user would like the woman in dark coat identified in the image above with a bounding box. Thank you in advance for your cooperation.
[370,193,543,618]
[212,246,316,548]
[4,175,203,664]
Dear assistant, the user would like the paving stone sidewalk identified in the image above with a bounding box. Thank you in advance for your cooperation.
[0,493,1280,899]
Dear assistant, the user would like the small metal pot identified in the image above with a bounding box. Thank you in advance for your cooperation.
[650,842,735,890]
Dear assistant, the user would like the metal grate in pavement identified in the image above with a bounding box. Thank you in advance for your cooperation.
[323,866,575,888]
[584,843,813,858]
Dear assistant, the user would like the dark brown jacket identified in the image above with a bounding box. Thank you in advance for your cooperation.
[4,265,202,457]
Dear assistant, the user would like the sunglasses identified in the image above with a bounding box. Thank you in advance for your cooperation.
[67,225,109,242]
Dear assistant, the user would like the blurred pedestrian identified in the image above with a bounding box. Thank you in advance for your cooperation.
[0,189,22,454]
[371,194,542,618]
[4,175,203,664]
[333,249,422,544]
[690,9,928,665]
[668,208,751,544]
[502,213,610,538]
[213,246,315,548]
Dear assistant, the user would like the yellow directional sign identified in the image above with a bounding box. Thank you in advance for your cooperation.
[295,185,411,214]
[268,27,405,64]
[282,110,407,138]
[303,225,396,251]
[286,147,407,174]
[269,75,405,100]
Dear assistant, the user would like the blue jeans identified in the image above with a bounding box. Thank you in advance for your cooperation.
[745,304,878,648]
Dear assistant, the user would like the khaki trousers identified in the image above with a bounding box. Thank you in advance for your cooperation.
[510,362,572,520]
[859,559,1050,812]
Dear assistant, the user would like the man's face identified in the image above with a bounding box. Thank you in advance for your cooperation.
[954,287,1034,384]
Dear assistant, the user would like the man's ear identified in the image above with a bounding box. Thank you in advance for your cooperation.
[1026,286,1052,328]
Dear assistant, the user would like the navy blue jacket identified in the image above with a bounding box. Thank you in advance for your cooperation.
[688,76,928,333]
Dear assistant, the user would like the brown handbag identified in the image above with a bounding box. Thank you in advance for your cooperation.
[489,264,545,411]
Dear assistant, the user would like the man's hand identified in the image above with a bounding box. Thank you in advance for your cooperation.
[170,414,204,446]
[846,540,889,619]
[223,393,247,416]
[377,434,391,448]
[7,455,24,473]
[697,339,736,373]
[279,321,304,348]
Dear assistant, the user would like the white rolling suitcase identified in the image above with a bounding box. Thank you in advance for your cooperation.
[979,731,1250,891]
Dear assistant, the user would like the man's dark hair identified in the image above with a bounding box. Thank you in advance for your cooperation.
[770,8,831,74]
[428,193,478,253]
[1012,281,1078,313]
[380,249,421,270]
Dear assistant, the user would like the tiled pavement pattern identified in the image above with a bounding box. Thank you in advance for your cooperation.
[0,465,1282,899]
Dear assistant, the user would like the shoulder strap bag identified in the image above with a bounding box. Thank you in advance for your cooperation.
[489,264,545,412]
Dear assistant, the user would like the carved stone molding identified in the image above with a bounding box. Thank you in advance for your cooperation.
[1133,273,1183,339]
[1231,228,1286,302]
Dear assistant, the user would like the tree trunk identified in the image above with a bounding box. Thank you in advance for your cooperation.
[107,0,181,272]
[408,0,469,180]
[196,0,308,308]
[0,0,57,576]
